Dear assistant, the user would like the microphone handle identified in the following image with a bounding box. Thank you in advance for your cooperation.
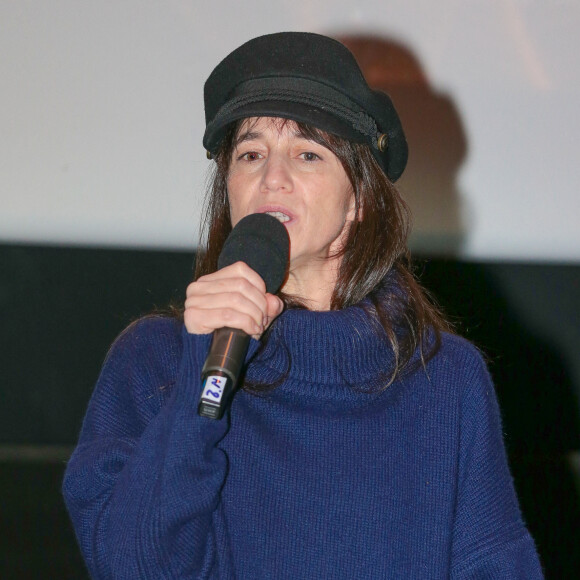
[198,327,250,419]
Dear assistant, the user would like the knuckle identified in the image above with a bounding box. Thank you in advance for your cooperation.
[186,279,208,296]
[184,306,201,322]
[220,308,234,322]
[229,291,246,307]
[229,278,249,294]
[232,261,249,275]
[183,312,203,334]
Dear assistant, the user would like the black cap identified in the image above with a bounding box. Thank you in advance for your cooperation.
[203,32,408,182]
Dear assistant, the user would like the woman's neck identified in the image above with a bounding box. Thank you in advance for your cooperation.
[282,257,341,311]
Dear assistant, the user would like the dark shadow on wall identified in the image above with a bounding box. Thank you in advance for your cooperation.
[337,35,468,256]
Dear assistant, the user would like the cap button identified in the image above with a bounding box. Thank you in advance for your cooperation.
[377,133,389,152]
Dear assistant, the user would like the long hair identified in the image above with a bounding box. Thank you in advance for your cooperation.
[195,118,452,385]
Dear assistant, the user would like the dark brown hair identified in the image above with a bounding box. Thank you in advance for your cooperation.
[195,118,452,386]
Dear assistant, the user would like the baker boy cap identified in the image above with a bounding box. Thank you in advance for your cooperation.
[203,32,408,182]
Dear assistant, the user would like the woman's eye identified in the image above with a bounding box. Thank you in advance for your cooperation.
[300,152,320,162]
[238,151,262,162]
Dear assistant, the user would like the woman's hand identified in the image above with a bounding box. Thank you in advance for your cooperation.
[184,261,284,338]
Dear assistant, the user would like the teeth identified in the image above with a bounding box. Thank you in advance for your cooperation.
[265,211,290,223]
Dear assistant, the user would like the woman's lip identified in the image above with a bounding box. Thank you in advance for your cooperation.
[254,206,296,223]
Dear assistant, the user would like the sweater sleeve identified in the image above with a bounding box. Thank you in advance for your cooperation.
[62,318,240,580]
[450,344,544,579]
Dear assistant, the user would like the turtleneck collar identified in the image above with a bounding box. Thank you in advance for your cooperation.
[245,300,397,392]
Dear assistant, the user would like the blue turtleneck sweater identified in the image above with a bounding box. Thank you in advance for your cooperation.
[63,306,543,579]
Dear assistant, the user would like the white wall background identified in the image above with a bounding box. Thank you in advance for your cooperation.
[1,0,579,262]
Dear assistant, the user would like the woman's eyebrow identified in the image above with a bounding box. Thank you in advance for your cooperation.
[234,131,261,146]
[234,130,317,148]
[293,132,323,145]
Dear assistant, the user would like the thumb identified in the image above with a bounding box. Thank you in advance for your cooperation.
[263,294,284,329]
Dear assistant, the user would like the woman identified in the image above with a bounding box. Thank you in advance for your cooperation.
[63,32,543,579]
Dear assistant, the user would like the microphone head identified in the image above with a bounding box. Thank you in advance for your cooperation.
[218,213,290,294]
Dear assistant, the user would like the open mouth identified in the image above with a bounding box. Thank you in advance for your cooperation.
[264,211,291,223]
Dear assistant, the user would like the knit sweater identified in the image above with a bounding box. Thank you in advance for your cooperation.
[63,304,543,579]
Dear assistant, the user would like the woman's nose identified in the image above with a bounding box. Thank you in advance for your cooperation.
[260,154,293,193]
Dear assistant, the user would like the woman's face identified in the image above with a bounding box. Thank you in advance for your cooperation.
[227,117,356,274]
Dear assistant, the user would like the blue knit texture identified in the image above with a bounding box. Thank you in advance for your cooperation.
[63,305,543,579]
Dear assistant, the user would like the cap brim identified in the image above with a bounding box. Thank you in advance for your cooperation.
[203,100,368,154]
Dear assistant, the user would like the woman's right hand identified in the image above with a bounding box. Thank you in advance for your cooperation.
[184,262,284,338]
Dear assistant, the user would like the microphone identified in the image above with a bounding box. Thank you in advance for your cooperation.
[197,213,290,419]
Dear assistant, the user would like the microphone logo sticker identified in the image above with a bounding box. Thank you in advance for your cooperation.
[201,375,228,406]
